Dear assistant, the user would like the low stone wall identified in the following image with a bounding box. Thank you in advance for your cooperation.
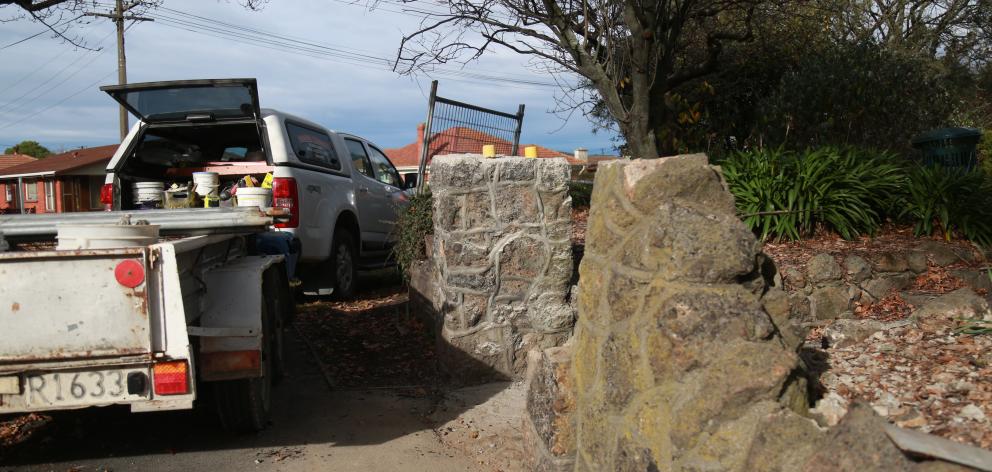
[783,243,990,323]
[425,154,575,382]
[521,154,978,471]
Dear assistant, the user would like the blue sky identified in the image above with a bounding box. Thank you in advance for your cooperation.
[0,0,618,155]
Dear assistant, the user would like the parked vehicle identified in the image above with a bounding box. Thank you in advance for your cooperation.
[101,78,414,297]
[0,208,292,432]
[0,78,411,431]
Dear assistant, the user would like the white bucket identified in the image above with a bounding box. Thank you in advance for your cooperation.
[192,172,220,196]
[236,187,272,209]
[132,181,165,203]
[56,224,160,250]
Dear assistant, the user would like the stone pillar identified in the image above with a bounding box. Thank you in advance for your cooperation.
[570,154,817,471]
[429,154,574,382]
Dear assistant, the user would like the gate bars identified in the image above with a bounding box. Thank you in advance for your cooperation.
[416,80,525,193]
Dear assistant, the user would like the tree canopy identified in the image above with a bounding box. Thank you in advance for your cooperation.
[4,140,52,158]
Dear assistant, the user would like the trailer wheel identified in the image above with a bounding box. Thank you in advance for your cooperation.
[213,295,273,433]
[330,229,358,299]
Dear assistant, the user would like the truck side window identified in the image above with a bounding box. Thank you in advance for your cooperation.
[367,145,402,188]
[344,138,375,179]
[286,122,341,171]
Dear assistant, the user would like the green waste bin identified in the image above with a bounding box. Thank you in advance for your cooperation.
[911,127,982,171]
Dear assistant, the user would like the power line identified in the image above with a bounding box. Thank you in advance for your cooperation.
[0,69,118,132]
[142,11,562,89]
[0,29,114,116]
[0,15,85,50]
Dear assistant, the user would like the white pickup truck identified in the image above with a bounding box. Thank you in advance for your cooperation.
[101,78,414,297]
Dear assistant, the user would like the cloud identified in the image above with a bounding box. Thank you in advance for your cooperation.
[0,0,618,154]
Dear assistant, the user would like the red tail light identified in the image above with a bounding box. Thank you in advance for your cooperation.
[153,360,189,396]
[100,183,114,210]
[272,177,299,228]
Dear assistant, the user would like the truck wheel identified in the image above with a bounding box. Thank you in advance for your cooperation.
[213,296,273,433]
[330,230,358,299]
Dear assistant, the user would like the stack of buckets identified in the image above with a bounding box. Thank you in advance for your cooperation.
[192,172,221,207]
[132,181,165,209]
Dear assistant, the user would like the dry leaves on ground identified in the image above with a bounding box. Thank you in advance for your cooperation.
[818,309,992,450]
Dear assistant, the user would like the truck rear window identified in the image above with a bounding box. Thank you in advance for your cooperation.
[129,122,265,169]
[286,122,341,171]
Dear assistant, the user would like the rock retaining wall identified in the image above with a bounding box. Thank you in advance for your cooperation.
[784,244,990,323]
[427,154,575,381]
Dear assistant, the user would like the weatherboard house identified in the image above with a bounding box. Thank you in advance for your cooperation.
[0,145,117,214]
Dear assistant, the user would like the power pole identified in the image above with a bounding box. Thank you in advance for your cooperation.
[86,1,152,141]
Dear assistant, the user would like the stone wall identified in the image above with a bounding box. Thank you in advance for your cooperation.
[784,244,990,323]
[428,154,575,381]
[566,154,816,471]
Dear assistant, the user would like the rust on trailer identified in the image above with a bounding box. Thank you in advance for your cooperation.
[0,348,151,365]
[10,302,19,313]
[199,350,262,381]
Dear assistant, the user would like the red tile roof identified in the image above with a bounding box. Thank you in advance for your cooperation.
[385,126,571,168]
[0,144,118,177]
[0,154,37,171]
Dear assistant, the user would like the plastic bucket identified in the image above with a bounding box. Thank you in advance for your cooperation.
[56,224,161,250]
[132,181,165,203]
[236,187,272,209]
[192,172,220,197]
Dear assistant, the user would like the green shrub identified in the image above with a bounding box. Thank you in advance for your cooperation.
[721,147,904,241]
[392,190,434,280]
[569,180,594,208]
[899,165,992,246]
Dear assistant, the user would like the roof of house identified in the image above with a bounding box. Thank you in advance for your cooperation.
[0,154,37,171]
[385,126,571,168]
[0,144,118,178]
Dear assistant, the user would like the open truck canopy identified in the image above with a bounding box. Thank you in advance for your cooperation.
[101,78,262,125]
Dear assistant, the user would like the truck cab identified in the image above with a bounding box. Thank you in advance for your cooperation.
[102,78,412,297]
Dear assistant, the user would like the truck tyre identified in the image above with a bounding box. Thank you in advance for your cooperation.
[330,229,358,299]
[213,295,273,433]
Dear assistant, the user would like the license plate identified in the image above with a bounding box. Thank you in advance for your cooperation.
[24,368,150,408]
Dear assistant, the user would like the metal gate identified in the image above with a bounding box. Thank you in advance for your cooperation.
[416,80,525,190]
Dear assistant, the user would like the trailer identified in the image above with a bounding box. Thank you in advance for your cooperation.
[0,207,293,432]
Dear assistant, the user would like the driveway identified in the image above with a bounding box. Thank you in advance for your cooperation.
[0,329,481,472]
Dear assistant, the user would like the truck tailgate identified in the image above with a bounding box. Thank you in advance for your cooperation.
[0,248,152,363]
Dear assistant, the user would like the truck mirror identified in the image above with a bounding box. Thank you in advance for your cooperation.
[403,173,418,189]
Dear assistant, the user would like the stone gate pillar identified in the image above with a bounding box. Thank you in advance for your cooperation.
[429,154,575,381]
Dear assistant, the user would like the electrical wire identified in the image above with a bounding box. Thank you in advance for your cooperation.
[0,29,114,116]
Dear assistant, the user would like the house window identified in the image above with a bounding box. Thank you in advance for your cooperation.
[4,183,12,202]
[45,180,55,210]
[24,180,37,202]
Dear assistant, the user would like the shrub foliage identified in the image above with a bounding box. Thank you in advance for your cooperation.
[721,148,904,241]
[392,190,434,280]
[900,166,992,246]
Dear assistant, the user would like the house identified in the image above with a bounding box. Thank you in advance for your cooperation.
[0,153,36,171]
[384,123,575,176]
[0,145,117,214]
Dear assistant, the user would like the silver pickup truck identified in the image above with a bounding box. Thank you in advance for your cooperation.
[101,78,414,297]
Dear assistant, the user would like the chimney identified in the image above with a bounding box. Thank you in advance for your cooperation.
[416,123,426,162]
[574,147,588,162]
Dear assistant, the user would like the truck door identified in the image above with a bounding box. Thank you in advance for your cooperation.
[343,138,388,245]
[365,144,405,242]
